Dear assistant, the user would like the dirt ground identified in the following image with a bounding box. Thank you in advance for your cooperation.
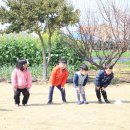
[0,82,130,130]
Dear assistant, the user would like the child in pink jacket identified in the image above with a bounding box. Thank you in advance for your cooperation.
[11,60,32,106]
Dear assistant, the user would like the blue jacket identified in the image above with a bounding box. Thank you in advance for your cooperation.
[73,71,88,87]
[95,70,114,87]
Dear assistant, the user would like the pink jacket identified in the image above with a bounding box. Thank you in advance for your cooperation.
[11,68,32,89]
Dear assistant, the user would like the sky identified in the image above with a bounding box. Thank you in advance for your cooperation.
[0,0,130,29]
[69,0,130,10]
[69,0,130,18]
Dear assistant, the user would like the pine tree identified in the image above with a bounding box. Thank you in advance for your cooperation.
[0,0,79,80]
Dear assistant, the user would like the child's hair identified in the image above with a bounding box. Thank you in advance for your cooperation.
[59,58,67,64]
[104,65,113,70]
[16,59,27,71]
[79,64,88,71]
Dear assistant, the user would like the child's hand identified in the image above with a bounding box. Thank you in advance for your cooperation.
[102,87,105,91]
[61,87,65,91]
[96,87,100,90]
[14,87,17,91]
[27,88,30,91]
[76,87,80,93]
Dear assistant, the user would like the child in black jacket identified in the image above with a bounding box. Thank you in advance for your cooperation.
[94,65,114,103]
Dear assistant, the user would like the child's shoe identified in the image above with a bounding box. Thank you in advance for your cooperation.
[77,101,81,105]
[47,100,52,104]
[15,104,19,107]
[105,99,110,103]
[82,101,88,104]
[63,100,67,104]
[98,99,102,103]
[23,104,27,106]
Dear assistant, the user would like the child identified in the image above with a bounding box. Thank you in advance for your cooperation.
[73,64,88,105]
[11,59,32,106]
[94,65,114,103]
[47,58,69,104]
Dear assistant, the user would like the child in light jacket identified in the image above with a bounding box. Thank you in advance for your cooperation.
[73,64,88,105]
[11,60,32,106]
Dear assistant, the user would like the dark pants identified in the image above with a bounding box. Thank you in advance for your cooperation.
[48,86,66,102]
[14,88,30,105]
[95,86,107,100]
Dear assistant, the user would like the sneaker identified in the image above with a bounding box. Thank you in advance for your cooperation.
[63,100,67,104]
[98,99,102,103]
[15,104,19,107]
[105,99,110,103]
[47,101,52,104]
[77,101,81,105]
[82,101,88,104]
[23,104,26,106]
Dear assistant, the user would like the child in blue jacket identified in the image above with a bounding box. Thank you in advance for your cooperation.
[95,65,114,103]
[73,64,88,105]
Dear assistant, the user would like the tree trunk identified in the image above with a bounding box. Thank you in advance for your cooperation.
[38,31,48,80]
[42,47,48,80]
[47,27,52,66]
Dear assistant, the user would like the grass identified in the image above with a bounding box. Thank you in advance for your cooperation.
[0,64,82,82]
[0,65,14,81]
[0,61,130,82]
[121,51,130,58]
[118,61,130,68]
[0,65,43,82]
[0,64,76,81]
[92,50,130,58]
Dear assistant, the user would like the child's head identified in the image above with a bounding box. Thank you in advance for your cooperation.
[59,58,67,70]
[79,64,88,75]
[16,59,27,71]
[104,65,113,75]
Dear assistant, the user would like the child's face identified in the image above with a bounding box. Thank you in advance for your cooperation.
[23,63,27,70]
[105,68,113,75]
[80,70,88,75]
[59,63,67,69]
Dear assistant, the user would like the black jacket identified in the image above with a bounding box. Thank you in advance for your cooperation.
[94,70,114,87]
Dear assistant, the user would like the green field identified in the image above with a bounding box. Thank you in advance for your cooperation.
[92,50,130,58]
[122,51,130,58]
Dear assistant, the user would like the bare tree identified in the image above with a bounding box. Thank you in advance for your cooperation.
[64,0,130,69]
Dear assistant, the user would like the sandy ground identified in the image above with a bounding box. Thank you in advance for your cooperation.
[0,82,130,130]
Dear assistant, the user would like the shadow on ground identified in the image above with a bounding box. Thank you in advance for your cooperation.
[0,109,13,111]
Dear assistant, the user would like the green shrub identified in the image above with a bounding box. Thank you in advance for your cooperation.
[0,34,42,66]
[49,33,82,68]
[0,33,82,68]
[0,65,14,81]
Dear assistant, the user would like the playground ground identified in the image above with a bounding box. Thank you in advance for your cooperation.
[0,82,130,130]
